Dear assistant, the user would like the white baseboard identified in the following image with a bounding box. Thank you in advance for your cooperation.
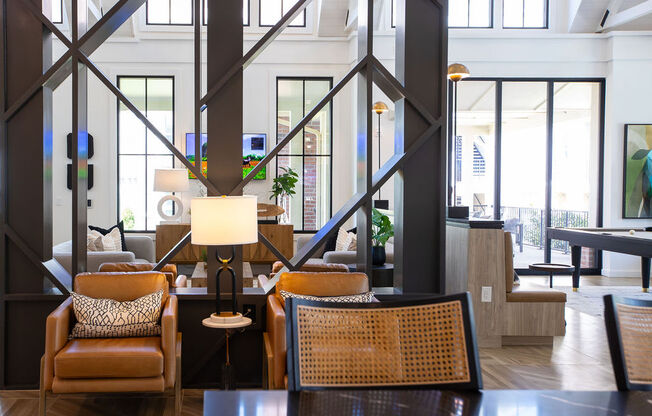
[601,268,642,278]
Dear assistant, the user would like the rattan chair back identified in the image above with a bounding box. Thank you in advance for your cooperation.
[604,295,652,391]
[285,292,482,391]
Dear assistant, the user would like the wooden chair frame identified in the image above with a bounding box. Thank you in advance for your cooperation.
[604,294,652,391]
[285,292,483,392]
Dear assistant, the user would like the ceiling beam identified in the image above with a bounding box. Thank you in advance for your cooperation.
[600,0,652,32]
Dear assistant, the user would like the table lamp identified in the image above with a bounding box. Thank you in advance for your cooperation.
[191,195,258,324]
[154,169,190,223]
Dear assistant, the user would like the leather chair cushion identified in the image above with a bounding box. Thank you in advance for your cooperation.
[98,263,177,287]
[55,337,164,379]
[506,289,567,303]
[275,271,369,307]
[74,272,169,308]
[271,261,349,274]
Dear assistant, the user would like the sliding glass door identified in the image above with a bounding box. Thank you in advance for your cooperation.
[451,78,604,273]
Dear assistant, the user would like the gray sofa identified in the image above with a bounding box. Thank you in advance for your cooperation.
[296,235,394,265]
[53,235,156,274]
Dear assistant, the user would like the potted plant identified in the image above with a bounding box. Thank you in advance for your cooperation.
[371,208,394,265]
[270,167,299,224]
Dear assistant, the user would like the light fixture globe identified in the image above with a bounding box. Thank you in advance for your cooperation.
[372,101,389,115]
[447,63,470,82]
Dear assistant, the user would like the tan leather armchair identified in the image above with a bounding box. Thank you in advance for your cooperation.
[40,272,182,415]
[98,262,179,287]
[264,271,370,389]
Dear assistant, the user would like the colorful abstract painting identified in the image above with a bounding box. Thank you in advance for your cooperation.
[623,124,652,218]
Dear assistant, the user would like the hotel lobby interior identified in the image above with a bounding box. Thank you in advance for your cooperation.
[1,0,652,414]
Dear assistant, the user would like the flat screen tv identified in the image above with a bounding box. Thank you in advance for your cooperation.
[185,133,267,180]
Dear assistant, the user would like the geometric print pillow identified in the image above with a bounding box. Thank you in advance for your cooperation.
[70,290,164,338]
[279,289,375,304]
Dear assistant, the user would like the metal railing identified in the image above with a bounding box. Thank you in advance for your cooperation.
[500,206,590,253]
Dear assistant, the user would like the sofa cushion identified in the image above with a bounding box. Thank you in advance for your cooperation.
[98,262,178,288]
[70,290,163,338]
[506,289,567,303]
[54,337,164,379]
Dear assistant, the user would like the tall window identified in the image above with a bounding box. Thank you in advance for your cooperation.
[391,0,492,28]
[277,78,332,231]
[503,0,548,28]
[118,76,175,232]
[260,0,306,27]
[147,0,250,25]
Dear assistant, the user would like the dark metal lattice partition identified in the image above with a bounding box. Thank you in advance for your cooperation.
[0,0,446,386]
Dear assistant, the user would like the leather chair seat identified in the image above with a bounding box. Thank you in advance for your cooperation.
[55,337,164,379]
[506,289,567,303]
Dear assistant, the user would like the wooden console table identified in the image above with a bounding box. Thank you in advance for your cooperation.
[156,223,293,263]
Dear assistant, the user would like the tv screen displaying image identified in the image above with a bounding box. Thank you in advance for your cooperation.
[185,133,267,180]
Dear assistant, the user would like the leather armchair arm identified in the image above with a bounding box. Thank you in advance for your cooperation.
[161,295,178,389]
[43,298,73,391]
[267,295,286,389]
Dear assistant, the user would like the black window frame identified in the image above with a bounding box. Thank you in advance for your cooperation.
[116,75,176,233]
[51,0,64,24]
[502,0,549,29]
[448,77,606,275]
[259,0,307,28]
[146,0,194,26]
[391,0,494,29]
[276,76,333,233]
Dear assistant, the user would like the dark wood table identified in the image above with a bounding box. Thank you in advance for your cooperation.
[204,389,652,415]
[547,227,652,291]
[529,262,575,288]
[347,263,393,287]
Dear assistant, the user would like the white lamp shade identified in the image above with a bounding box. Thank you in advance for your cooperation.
[191,196,258,245]
[154,169,190,192]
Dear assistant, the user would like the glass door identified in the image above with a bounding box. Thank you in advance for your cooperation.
[500,81,548,269]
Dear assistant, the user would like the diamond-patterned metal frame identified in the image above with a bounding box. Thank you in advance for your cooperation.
[2,0,442,293]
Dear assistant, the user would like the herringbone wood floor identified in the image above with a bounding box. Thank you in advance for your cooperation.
[0,275,635,415]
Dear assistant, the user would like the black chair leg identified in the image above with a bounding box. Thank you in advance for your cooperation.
[549,273,553,288]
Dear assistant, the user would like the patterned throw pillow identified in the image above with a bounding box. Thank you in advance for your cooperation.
[70,290,164,338]
[86,234,102,251]
[279,290,374,303]
[335,227,357,251]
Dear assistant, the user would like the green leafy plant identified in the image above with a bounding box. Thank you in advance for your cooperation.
[200,248,207,263]
[270,167,299,200]
[121,208,135,230]
[372,208,394,247]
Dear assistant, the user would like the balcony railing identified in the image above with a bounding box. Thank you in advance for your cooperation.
[499,206,590,253]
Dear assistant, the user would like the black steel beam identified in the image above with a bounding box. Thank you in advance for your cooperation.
[206,0,243,294]
[78,0,147,56]
[355,0,373,277]
[200,0,312,109]
[394,0,447,294]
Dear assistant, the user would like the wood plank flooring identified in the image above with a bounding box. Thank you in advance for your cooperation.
[0,275,633,415]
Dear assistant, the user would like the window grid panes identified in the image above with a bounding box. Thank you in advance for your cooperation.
[147,0,250,26]
[118,76,175,232]
[391,0,492,28]
[503,0,548,29]
[277,78,332,232]
[260,0,306,27]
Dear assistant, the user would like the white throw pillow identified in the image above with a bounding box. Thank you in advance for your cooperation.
[335,227,355,252]
[86,234,102,251]
[100,227,123,252]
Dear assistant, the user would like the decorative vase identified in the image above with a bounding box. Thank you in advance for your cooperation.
[279,194,291,224]
[372,246,386,266]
